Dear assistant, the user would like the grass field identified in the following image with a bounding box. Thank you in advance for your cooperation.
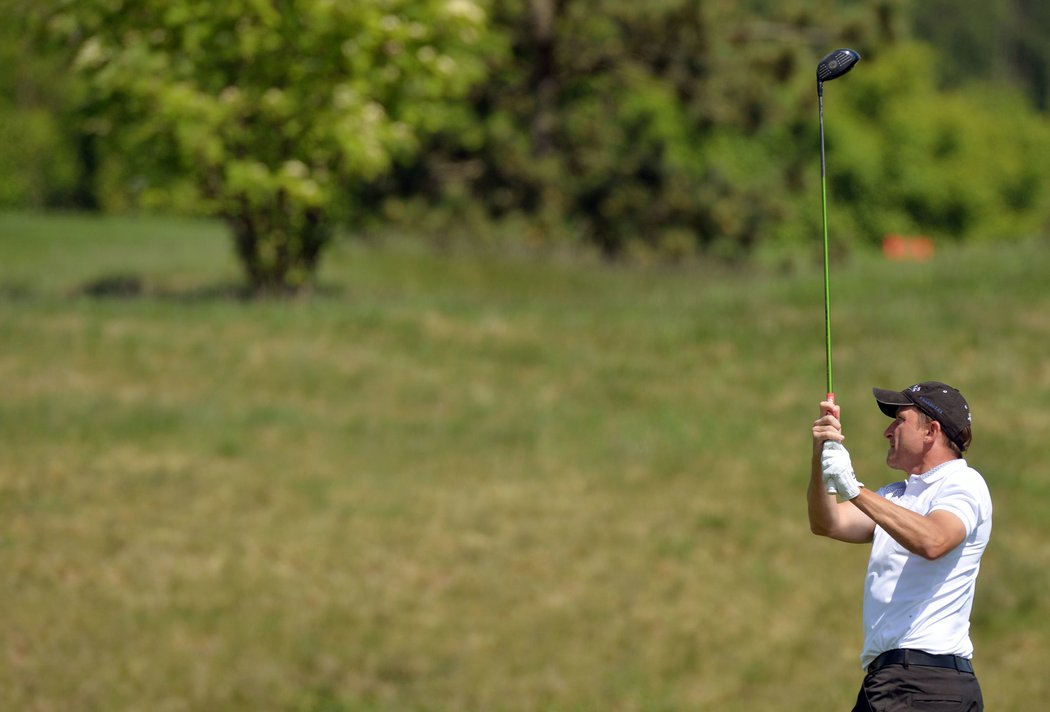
[1,211,1049,711]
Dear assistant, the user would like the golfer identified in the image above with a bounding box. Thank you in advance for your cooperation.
[809,381,992,711]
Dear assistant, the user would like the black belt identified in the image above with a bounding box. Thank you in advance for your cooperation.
[868,649,974,675]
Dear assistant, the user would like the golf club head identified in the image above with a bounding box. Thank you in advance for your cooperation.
[817,48,861,84]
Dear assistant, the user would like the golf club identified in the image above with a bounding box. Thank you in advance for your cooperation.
[817,48,860,493]
[817,47,860,408]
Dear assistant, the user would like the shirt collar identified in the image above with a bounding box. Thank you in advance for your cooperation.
[907,458,966,485]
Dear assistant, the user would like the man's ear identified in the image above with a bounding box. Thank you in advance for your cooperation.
[925,418,943,444]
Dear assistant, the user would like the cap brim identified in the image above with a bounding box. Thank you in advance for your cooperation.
[872,387,912,418]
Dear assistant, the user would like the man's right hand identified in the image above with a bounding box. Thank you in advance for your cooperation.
[812,400,843,449]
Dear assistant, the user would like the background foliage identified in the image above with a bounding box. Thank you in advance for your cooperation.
[5,0,1050,280]
[0,0,87,209]
[357,0,1050,261]
[30,0,491,292]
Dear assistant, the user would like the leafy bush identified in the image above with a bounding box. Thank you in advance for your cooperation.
[13,1,1050,269]
[0,2,83,209]
[39,0,494,293]
[380,0,893,260]
[829,43,1050,247]
[377,6,1050,262]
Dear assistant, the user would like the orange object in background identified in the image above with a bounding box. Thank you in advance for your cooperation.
[882,234,934,261]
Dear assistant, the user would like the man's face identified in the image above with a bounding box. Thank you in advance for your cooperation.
[884,405,930,473]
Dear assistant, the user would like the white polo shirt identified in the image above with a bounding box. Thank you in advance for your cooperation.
[860,458,993,669]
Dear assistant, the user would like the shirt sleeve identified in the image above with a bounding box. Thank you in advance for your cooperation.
[930,470,989,537]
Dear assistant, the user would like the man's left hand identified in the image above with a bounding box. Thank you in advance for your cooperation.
[821,442,864,501]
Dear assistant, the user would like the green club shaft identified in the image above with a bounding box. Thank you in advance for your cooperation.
[815,48,859,406]
[819,88,833,398]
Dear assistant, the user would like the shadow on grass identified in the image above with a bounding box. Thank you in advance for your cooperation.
[0,282,34,302]
[76,273,255,301]
[0,273,347,302]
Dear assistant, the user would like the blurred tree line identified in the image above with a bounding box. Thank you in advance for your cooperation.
[4,0,1050,290]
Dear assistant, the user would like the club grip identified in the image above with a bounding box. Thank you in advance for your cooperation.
[824,393,838,495]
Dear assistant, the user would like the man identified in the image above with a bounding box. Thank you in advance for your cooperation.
[809,381,992,712]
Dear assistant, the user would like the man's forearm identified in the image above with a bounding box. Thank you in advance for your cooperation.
[809,451,875,543]
[807,452,864,539]
[808,453,837,535]
[848,489,964,560]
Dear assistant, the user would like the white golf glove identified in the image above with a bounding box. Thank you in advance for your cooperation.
[821,441,864,501]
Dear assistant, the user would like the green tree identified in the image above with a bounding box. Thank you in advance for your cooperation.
[910,0,1050,111]
[0,0,86,209]
[828,42,1050,246]
[384,0,899,259]
[39,0,492,293]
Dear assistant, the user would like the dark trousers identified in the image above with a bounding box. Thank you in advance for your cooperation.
[852,662,983,711]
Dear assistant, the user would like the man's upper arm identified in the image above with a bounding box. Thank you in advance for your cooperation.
[932,470,991,539]
[925,509,968,558]
[924,472,990,558]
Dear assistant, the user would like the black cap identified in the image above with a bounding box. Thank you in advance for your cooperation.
[873,381,972,451]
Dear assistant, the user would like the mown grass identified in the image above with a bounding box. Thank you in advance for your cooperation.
[1,211,1049,711]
